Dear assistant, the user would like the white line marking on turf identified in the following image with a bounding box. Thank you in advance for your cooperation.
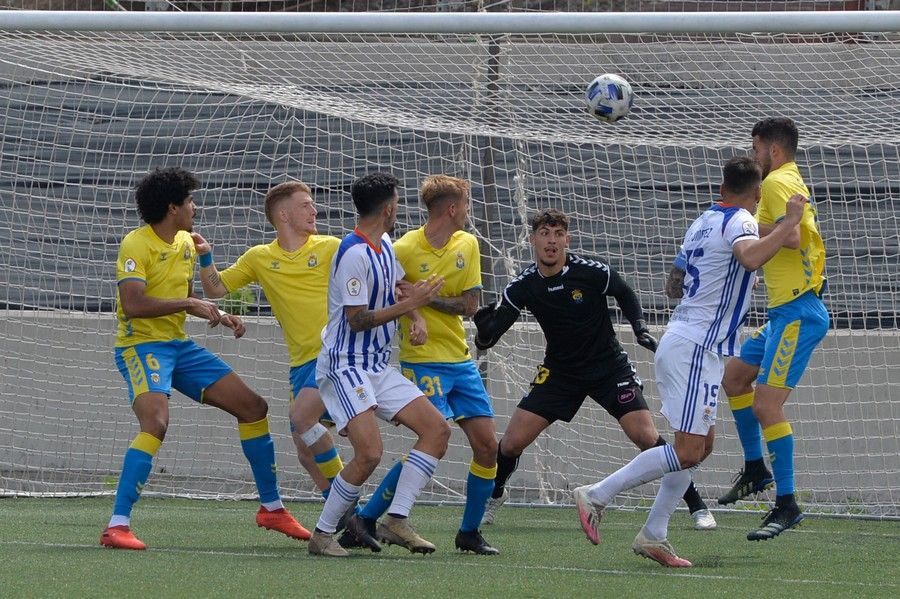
[1,540,895,590]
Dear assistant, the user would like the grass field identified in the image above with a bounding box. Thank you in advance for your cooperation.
[1,498,897,598]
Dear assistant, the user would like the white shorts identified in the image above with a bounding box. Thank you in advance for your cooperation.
[317,364,423,434]
[655,332,724,435]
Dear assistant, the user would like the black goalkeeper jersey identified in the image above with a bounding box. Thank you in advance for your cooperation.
[500,253,632,377]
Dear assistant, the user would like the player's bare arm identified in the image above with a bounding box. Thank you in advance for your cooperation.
[118,279,220,326]
[733,194,808,271]
[429,287,480,317]
[756,196,804,249]
[345,275,444,333]
[665,266,685,299]
[191,231,229,299]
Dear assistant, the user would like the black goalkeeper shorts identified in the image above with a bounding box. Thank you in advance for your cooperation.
[517,363,648,424]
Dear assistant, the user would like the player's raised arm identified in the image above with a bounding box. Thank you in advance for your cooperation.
[191,231,230,299]
[732,194,808,271]
[665,250,687,299]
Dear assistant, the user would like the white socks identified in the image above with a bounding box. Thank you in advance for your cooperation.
[588,445,681,507]
[643,469,693,541]
[316,473,360,533]
[387,449,438,518]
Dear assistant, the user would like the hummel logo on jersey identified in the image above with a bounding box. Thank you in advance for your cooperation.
[420,263,430,272]
[270,260,280,270]
[547,284,564,292]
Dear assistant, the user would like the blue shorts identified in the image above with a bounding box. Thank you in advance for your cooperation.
[289,359,319,397]
[400,360,493,422]
[114,339,232,403]
[740,291,829,389]
[288,359,333,430]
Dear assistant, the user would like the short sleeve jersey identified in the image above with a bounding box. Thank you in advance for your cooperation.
[501,253,629,375]
[115,225,195,346]
[394,227,482,364]
[319,229,404,373]
[755,162,826,308]
[669,203,759,356]
[219,235,340,367]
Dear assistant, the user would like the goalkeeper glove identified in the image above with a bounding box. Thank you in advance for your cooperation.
[473,301,498,350]
[632,319,658,353]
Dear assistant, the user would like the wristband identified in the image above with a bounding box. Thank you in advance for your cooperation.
[198,252,213,268]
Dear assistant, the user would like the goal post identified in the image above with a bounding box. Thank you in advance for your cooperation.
[0,10,897,518]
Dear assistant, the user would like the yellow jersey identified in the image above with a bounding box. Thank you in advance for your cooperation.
[219,236,340,366]
[756,162,826,308]
[115,225,195,347]
[394,227,482,364]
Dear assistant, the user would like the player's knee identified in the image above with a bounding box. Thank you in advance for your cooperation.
[244,392,268,421]
[722,364,754,397]
[356,445,383,474]
[142,419,168,441]
[675,446,705,469]
[472,434,499,465]
[499,435,527,457]
[430,419,452,457]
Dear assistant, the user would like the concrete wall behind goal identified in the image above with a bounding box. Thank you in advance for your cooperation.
[1,311,897,516]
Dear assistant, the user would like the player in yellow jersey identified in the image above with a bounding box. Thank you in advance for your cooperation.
[101,167,310,551]
[192,181,348,508]
[342,175,500,554]
[718,118,830,540]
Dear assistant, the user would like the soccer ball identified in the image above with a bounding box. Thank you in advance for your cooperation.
[585,74,634,123]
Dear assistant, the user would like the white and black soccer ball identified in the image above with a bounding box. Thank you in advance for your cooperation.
[585,74,634,123]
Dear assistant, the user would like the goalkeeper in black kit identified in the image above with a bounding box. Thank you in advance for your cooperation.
[476,209,716,531]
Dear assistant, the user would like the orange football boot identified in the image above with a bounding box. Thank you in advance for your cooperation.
[256,507,311,541]
[100,526,147,550]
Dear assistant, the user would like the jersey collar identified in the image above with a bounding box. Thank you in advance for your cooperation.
[354,228,382,254]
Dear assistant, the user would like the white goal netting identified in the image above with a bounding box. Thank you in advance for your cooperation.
[0,13,897,517]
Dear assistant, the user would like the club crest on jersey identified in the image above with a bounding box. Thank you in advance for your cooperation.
[420,263,430,273]
[270,260,280,270]
[354,386,369,402]
[307,254,317,268]
[347,278,362,296]
[182,243,191,260]
[158,252,168,262]
[150,373,160,384]
[123,258,137,272]
[571,289,584,303]
[456,252,465,269]
[702,406,714,426]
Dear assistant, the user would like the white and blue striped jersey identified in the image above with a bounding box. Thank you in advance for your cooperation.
[667,203,760,356]
[319,229,404,373]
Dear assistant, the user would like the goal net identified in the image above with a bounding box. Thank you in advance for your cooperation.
[1,10,897,517]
